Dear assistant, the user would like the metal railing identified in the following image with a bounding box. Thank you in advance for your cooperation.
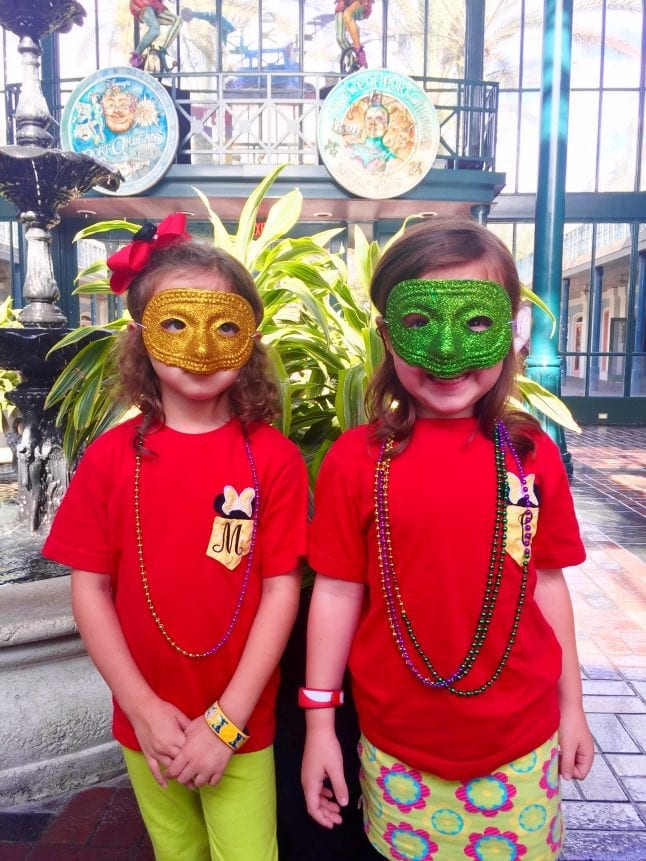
[5,71,499,172]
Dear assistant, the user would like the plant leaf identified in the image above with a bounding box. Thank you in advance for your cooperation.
[516,375,581,432]
[73,220,140,242]
[192,186,236,255]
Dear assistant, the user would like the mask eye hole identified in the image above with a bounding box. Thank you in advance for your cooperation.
[467,315,493,332]
[402,313,429,330]
[161,318,186,332]
[218,321,240,336]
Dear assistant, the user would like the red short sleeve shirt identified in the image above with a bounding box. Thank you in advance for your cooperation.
[308,417,585,780]
[43,417,308,752]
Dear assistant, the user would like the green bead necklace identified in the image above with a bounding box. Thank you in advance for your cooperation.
[374,420,531,696]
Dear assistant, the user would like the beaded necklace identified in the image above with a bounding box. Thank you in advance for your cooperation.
[134,428,259,659]
[374,419,532,696]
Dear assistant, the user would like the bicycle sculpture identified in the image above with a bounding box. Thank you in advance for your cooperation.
[335,0,372,73]
[129,0,182,74]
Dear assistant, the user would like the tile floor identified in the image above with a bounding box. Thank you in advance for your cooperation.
[0,424,645,860]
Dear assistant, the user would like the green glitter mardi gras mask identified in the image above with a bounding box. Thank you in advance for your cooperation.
[384,279,513,377]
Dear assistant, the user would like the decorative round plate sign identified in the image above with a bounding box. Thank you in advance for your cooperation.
[61,66,179,196]
[317,68,440,199]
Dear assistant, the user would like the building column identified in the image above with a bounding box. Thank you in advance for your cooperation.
[525,0,574,473]
[589,264,603,393]
[471,203,490,224]
[631,252,646,394]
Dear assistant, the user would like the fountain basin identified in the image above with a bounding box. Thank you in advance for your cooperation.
[0,147,121,227]
[0,1,85,40]
[0,574,122,806]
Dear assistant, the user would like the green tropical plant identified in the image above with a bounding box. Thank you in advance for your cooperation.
[46,166,362,472]
[0,296,22,434]
[45,165,579,474]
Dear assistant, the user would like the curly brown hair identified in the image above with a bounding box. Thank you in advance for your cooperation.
[366,217,539,455]
[114,239,279,445]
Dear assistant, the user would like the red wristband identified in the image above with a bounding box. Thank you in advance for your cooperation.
[298,687,345,708]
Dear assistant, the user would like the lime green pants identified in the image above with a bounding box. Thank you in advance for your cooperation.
[123,745,278,861]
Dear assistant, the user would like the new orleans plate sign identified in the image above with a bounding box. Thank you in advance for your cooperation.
[61,67,179,196]
[317,69,440,199]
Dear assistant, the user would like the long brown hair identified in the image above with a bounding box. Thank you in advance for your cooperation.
[366,217,539,453]
[115,240,279,444]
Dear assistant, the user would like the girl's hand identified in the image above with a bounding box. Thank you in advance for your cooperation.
[302,725,348,828]
[165,716,234,788]
[129,698,191,787]
[558,704,595,781]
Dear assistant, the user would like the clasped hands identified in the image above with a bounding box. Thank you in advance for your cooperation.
[130,698,234,790]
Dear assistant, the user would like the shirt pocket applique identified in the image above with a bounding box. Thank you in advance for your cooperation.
[206,485,255,570]
[505,471,539,567]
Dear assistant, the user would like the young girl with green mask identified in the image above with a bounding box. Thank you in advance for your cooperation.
[43,214,308,861]
[302,216,593,860]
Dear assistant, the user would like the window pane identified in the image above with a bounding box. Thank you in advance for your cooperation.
[629,228,646,396]
[304,1,339,75]
[521,0,543,89]
[3,32,27,143]
[60,3,130,78]
[592,224,630,396]
[562,223,591,395]
[179,0,236,73]
[513,223,536,271]
[259,2,299,71]
[562,354,586,397]
[488,223,536,277]
[488,223,514,252]
[428,0,464,78]
[570,4,601,89]
[517,91,539,192]
[0,222,17,302]
[631,357,646,396]
[384,0,424,76]
[495,90,520,189]
[566,92,599,192]
[222,2,259,73]
[484,0,521,89]
[598,92,639,192]
[603,6,642,89]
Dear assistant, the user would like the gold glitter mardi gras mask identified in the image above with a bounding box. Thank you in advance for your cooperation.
[142,289,256,374]
[384,279,513,378]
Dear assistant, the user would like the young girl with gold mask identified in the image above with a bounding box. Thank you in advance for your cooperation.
[302,217,593,860]
[44,214,308,861]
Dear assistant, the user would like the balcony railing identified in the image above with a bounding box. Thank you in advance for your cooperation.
[5,70,499,173]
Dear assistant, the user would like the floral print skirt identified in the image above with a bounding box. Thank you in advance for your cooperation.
[358,732,563,861]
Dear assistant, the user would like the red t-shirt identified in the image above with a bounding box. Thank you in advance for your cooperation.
[308,417,585,780]
[43,416,308,753]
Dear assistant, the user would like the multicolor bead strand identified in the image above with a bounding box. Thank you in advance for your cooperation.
[497,420,534,563]
[375,433,508,689]
[134,429,259,659]
[374,420,531,696]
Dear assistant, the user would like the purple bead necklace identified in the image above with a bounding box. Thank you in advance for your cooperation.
[374,419,532,696]
[134,429,259,659]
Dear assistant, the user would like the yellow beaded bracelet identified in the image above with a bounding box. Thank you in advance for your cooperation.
[204,702,249,751]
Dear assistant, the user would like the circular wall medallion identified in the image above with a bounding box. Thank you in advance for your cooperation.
[317,69,440,199]
[61,66,179,196]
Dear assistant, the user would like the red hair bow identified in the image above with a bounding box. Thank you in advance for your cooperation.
[106,212,191,295]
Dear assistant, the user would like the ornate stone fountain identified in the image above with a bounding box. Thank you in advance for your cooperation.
[0,0,124,807]
[0,0,120,531]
